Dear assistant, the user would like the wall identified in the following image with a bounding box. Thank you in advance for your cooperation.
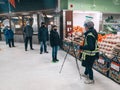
[66,0,120,13]
[60,0,68,9]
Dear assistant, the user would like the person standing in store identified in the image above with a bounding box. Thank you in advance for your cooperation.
[38,22,49,54]
[23,18,34,51]
[80,21,98,84]
[5,26,15,48]
[50,25,61,63]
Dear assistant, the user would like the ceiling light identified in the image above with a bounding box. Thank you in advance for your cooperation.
[47,15,53,18]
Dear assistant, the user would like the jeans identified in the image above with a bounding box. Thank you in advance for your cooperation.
[40,41,47,52]
[52,46,59,60]
[24,37,33,50]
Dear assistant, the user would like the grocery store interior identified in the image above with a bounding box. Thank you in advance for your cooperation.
[0,0,120,90]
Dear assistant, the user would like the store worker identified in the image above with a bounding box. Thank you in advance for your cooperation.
[23,18,34,51]
[38,22,49,54]
[50,25,61,62]
[5,26,15,48]
[80,21,98,84]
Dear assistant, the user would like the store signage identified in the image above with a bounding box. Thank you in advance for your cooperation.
[111,62,120,72]
[67,21,72,25]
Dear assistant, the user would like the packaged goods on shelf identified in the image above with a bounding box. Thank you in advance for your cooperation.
[93,54,110,76]
[109,61,120,84]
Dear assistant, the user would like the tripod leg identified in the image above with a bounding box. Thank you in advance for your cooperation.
[59,44,71,73]
[73,47,82,79]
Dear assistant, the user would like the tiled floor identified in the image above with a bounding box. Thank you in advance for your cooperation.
[0,41,119,90]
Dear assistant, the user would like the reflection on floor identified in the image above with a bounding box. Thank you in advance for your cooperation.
[0,41,119,90]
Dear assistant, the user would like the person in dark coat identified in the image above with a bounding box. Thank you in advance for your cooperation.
[80,21,98,84]
[5,26,15,48]
[50,25,60,62]
[38,22,49,54]
[23,18,34,51]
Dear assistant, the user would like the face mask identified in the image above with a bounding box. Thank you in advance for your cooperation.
[54,29,57,31]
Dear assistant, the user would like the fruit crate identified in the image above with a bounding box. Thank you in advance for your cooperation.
[109,61,120,84]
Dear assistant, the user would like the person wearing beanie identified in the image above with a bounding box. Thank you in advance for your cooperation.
[38,22,49,54]
[80,21,98,84]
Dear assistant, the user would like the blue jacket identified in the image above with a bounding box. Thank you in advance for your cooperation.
[5,29,14,39]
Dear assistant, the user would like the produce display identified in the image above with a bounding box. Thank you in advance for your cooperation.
[96,34,120,83]
[109,61,120,84]
[98,34,120,58]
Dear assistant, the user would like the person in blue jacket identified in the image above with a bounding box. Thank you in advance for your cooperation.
[3,26,9,44]
[5,26,15,48]
[50,25,61,62]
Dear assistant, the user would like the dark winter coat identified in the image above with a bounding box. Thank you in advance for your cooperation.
[80,28,98,67]
[80,28,98,51]
[23,25,33,37]
[50,30,60,47]
[38,26,49,42]
[5,29,14,39]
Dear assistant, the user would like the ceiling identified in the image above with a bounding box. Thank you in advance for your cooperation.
[0,0,58,14]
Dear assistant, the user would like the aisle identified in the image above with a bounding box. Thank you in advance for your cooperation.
[0,41,119,90]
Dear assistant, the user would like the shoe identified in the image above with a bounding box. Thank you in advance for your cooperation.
[52,60,56,63]
[31,48,34,50]
[45,51,48,53]
[12,46,15,47]
[25,49,27,51]
[56,59,59,62]
[84,79,94,84]
[81,74,89,79]
[40,52,42,54]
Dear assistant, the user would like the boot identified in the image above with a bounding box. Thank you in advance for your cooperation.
[81,74,89,79]
[55,56,59,62]
[84,79,94,84]
[52,58,56,63]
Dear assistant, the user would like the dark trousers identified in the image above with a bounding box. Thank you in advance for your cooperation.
[84,56,96,80]
[40,41,47,52]
[25,37,33,50]
[8,39,14,47]
[52,46,58,61]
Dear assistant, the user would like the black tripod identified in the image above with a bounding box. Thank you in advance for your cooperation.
[59,41,82,79]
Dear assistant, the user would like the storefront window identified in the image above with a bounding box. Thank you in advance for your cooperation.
[11,16,23,34]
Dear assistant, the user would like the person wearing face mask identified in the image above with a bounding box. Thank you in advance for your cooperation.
[80,21,98,84]
[5,26,15,48]
[23,18,34,51]
[50,25,61,63]
[38,22,49,54]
